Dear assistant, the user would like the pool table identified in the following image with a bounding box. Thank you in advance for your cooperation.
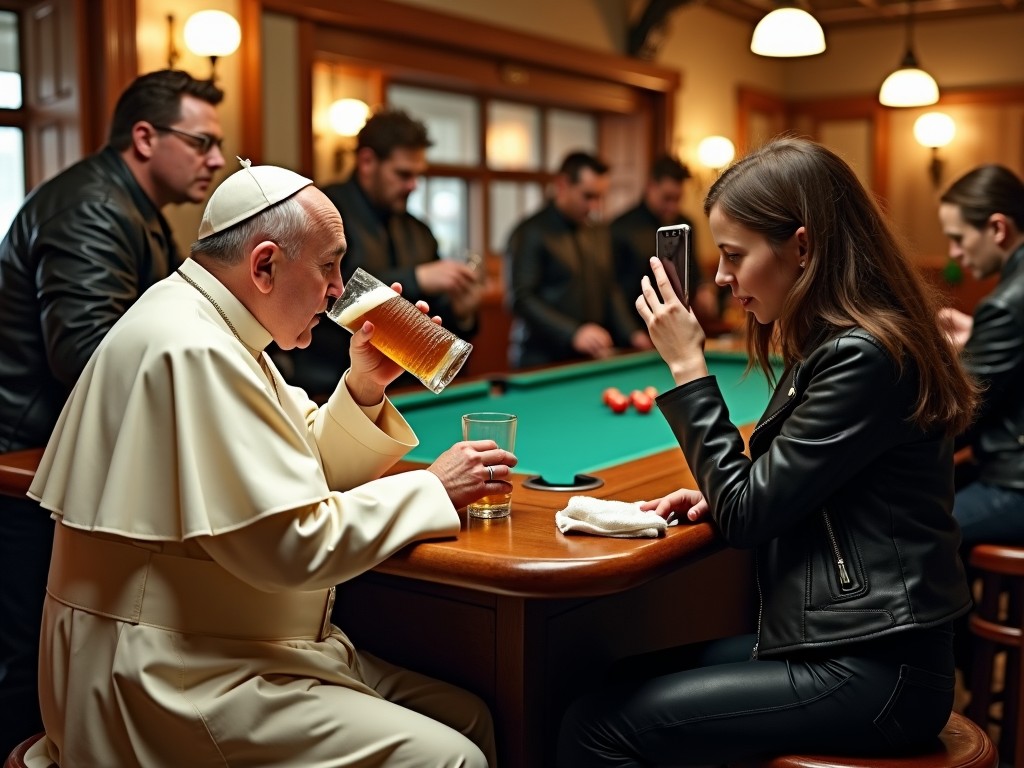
[393,348,771,489]
[0,345,771,768]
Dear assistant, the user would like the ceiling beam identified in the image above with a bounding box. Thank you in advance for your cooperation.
[628,0,690,58]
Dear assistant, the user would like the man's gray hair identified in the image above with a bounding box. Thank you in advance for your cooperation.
[191,195,310,264]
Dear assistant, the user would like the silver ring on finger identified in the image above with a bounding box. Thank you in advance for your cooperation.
[486,466,495,482]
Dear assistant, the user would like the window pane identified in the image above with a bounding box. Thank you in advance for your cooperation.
[408,176,468,259]
[388,84,479,166]
[486,101,540,171]
[0,127,25,234]
[489,181,544,253]
[0,11,21,109]
[546,108,597,171]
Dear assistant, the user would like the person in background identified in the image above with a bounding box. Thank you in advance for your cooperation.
[558,137,977,767]
[278,108,481,396]
[0,68,225,756]
[935,164,1024,548]
[24,161,511,767]
[610,154,719,326]
[505,151,652,368]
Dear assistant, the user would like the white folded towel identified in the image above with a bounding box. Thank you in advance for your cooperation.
[555,495,667,538]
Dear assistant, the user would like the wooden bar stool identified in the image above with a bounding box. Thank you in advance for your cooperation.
[3,732,52,768]
[966,543,1024,767]
[732,712,996,768]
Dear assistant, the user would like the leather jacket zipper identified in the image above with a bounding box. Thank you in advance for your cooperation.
[822,507,852,587]
[752,550,763,659]
[750,363,800,660]
[749,363,800,444]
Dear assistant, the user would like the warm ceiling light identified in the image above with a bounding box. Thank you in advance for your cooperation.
[697,136,736,170]
[878,1,938,107]
[750,7,826,57]
[879,55,939,107]
[328,98,371,137]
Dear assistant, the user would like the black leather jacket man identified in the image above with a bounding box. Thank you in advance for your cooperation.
[506,202,642,368]
[658,329,972,656]
[0,147,178,452]
[956,244,1024,489]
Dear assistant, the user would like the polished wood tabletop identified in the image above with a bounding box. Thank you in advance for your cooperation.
[0,442,724,598]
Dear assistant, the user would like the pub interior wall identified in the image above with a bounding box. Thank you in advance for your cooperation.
[134,0,1024,277]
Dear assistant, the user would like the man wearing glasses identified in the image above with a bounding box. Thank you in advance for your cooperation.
[0,68,224,756]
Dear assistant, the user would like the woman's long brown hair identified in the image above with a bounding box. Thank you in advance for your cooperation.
[704,137,978,436]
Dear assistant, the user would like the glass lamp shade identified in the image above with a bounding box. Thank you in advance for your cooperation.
[183,10,241,59]
[750,8,826,57]
[879,55,939,107]
[328,99,371,137]
[913,112,955,148]
[697,136,736,170]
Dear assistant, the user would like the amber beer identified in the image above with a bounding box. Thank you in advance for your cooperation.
[327,268,472,393]
[462,412,517,519]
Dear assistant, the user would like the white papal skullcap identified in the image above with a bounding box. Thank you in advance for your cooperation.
[197,157,313,239]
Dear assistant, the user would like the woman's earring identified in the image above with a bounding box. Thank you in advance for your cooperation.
[799,261,806,268]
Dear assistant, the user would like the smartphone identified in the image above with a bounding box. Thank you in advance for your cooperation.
[656,223,691,308]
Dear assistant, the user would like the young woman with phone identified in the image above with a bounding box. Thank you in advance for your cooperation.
[557,137,979,767]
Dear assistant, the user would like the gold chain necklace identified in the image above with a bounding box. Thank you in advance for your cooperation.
[176,268,281,403]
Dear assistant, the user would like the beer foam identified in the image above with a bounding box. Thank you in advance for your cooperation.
[329,284,395,328]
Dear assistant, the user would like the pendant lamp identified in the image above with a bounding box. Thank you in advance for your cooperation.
[750,6,826,58]
[878,1,939,107]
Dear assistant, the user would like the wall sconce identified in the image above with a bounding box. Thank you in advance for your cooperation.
[878,0,938,107]
[695,136,736,190]
[913,111,955,188]
[750,5,826,58]
[329,98,370,176]
[167,10,241,81]
[329,98,371,138]
[697,136,736,172]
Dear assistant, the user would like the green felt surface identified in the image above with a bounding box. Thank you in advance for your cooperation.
[391,350,774,486]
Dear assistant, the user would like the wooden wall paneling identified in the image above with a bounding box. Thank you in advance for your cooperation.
[23,0,81,188]
[313,28,642,116]
[85,0,135,152]
[261,0,678,97]
[736,86,788,156]
[295,17,313,177]
[240,0,263,164]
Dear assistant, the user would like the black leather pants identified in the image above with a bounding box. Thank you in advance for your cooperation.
[557,626,955,767]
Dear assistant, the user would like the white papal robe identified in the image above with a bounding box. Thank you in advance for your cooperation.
[25,258,493,768]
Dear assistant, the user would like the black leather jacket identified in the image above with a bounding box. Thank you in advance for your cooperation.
[957,244,1024,489]
[658,329,971,657]
[0,147,178,452]
[506,203,641,368]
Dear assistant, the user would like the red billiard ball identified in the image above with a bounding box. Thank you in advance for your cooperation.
[632,393,654,414]
[602,387,622,405]
[644,386,658,399]
[607,393,630,414]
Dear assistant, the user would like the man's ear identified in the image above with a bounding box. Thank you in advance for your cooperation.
[988,213,1011,246]
[250,241,279,295]
[355,146,378,176]
[131,121,158,160]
